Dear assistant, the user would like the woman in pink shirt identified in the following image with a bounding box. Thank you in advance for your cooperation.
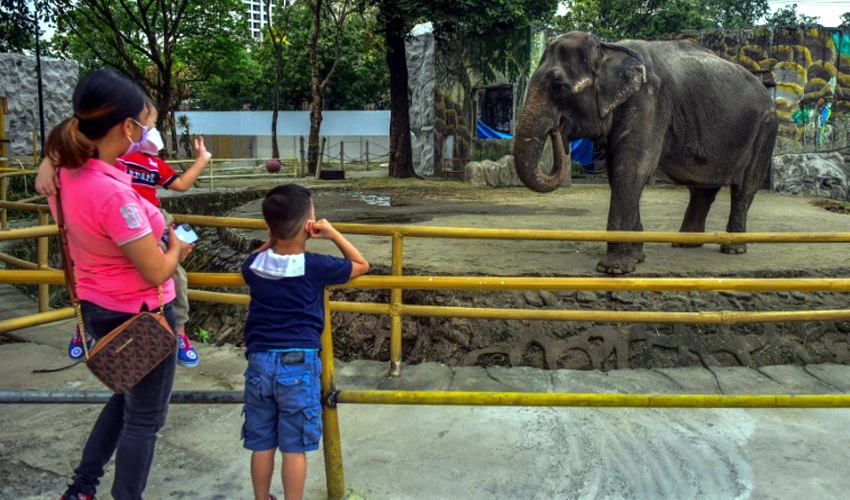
[47,68,192,500]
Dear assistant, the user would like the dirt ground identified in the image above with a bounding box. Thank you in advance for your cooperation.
[173,174,850,372]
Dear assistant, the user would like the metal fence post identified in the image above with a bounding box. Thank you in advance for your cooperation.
[339,140,344,171]
[37,211,49,312]
[299,136,306,177]
[365,140,370,170]
[320,289,346,500]
[390,233,404,376]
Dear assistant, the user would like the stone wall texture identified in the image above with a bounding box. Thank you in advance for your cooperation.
[772,152,850,198]
[0,54,78,156]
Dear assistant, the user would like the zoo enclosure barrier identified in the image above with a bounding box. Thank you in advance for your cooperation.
[4,210,850,499]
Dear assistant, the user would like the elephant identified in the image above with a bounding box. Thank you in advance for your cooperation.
[513,31,778,275]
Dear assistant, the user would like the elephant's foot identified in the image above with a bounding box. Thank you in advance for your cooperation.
[596,253,640,275]
[671,242,704,248]
[635,249,646,263]
[720,243,747,254]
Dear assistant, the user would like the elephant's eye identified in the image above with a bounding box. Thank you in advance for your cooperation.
[551,79,569,94]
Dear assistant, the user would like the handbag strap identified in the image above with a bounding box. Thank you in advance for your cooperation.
[55,184,165,359]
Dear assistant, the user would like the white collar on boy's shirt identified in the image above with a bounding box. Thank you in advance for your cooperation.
[249,249,305,279]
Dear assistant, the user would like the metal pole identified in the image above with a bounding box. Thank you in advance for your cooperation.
[365,140,370,170]
[320,290,346,500]
[389,233,403,376]
[339,140,344,171]
[1,176,7,230]
[299,136,306,177]
[37,211,49,312]
[333,390,850,409]
[0,390,244,404]
[0,98,6,230]
[34,4,46,152]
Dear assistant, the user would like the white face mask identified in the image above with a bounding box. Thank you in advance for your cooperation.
[139,128,164,156]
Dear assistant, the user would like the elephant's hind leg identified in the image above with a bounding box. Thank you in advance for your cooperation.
[721,183,757,254]
[674,187,720,247]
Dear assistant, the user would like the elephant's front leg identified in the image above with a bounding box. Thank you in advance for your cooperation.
[597,184,646,275]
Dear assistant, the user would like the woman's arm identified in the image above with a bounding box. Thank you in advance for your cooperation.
[121,227,191,285]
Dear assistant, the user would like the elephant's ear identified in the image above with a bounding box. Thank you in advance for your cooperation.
[596,43,647,118]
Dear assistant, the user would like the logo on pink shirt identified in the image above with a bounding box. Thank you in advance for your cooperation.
[120,204,143,229]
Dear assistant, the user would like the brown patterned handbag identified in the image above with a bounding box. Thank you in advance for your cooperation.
[56,187,176,393]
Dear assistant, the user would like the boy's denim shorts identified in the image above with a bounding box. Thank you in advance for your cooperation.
[242,350,323,453]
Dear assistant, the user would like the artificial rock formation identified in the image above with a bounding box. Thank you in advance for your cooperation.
[0,54,78,156]
[772,152,850,198]
[406,24,436,177]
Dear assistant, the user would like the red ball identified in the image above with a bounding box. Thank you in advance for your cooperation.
[266,160,281,173]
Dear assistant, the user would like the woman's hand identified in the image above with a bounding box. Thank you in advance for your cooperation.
[35,157,58,197]
[166,226,193,263]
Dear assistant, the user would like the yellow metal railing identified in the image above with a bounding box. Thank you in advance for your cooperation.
[5,210,850,498]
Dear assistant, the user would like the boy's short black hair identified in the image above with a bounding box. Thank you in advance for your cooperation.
[262,184,312,239]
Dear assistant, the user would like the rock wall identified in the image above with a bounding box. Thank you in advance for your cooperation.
[772,152,850,198]
[406,26,436,177]
[0,54,78,156]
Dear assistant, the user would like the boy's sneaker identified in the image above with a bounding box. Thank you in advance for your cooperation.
[177,333,199,367]
[68,325,94,362]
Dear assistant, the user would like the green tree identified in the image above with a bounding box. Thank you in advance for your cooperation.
[377,0,559,178]
[763,3,820,26]
[841,12,850,28]
[46,0,250,157]
[0,0,35,53]
[555,0,770,40]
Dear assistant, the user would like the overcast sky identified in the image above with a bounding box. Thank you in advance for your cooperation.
[768,1,847,27]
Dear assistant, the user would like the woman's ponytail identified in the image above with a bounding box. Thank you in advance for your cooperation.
[44,116,95,169]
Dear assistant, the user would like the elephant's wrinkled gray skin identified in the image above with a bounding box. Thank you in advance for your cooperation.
[514,31,778,275]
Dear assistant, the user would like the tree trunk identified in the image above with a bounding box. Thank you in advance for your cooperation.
[271,55,281,160]
[384,15,415,178]
[306,0,324,174]
[308,94,323,174]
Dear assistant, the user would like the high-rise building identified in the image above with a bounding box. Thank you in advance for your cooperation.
[243,0,273,39]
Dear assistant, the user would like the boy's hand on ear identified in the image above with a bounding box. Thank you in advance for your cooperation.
[308,219,337,239]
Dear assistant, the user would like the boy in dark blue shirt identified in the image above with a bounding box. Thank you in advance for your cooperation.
[241,184,368,500]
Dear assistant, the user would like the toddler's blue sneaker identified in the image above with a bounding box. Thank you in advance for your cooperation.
[177,333,199,367]
[68,325,94,361]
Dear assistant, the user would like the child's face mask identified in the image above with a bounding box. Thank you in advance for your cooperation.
[139,128,165,156]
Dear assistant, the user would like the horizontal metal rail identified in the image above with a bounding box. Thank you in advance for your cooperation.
[6,389,850,409]
[0,390,243,404]
[333,390,850,408]
[183,273,850,293]
[172,213,850,245]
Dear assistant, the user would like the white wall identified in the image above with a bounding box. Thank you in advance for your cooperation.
[176,110,390,137]
[172,110,391,161]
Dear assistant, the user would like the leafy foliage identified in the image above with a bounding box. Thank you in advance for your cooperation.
[44,0,251,130]
[553,0,770,40]
[763,3,820,27]
[191,3,387,111]
[0,0,36,53]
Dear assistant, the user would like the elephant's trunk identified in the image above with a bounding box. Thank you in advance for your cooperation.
[513,87,569,193]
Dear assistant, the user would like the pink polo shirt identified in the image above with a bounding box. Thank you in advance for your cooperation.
[48,158,176,314]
